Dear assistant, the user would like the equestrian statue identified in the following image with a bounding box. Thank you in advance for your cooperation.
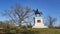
[33,9,43,16]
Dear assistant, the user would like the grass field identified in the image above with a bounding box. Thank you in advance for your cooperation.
[30,28,60,34]
[0,28,60,34]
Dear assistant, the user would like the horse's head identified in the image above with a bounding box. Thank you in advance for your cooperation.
[33,9,35,12]
[33,9,39,13]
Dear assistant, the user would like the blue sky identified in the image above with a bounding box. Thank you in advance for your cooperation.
[0,0,60,26]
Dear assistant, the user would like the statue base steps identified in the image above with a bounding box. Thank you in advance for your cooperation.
[32,23,48,28]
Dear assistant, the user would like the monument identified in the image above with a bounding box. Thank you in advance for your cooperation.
[32,9,48,28]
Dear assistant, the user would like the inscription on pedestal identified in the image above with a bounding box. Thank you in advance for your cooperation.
[37,20,41,23]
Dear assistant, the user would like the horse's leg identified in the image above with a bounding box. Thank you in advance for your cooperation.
[35,14,37,17]
[39,14,41,16]
[36,14,37,17]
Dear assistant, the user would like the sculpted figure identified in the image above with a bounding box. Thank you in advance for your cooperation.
[33,9,42,16]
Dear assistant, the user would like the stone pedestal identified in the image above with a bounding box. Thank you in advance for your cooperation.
[32,17,48,28]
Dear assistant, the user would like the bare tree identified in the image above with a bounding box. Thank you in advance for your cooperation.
[2,4,34,27]
[47,16,57,28]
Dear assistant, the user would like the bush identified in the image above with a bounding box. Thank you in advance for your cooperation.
[10,30,16,34]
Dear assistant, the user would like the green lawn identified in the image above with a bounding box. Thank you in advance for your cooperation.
[30,28,60,34]
[1,28,60,34]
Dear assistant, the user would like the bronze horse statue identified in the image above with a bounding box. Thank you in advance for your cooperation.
[33,9,42,16]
